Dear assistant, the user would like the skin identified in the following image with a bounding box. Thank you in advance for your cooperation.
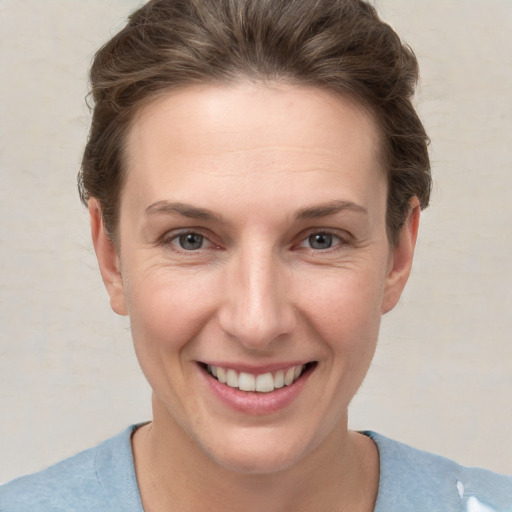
[90,82,420,512]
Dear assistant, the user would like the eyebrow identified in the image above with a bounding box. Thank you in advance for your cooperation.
[144,199,367,222]
[145,201,224,222]
[295,200,368,219]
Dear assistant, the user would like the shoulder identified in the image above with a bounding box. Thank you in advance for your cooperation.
[0,446,104,512]
[0,425,143,512]
[366,431,512,512]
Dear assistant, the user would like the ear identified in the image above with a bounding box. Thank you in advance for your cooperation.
[88,198,128,316]
[381,197,420,314]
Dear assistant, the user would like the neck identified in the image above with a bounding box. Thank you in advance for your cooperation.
[132,396,379,512]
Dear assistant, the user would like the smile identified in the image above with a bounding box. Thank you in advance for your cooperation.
[204,363,315,393]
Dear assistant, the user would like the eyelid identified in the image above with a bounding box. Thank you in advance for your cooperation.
[159,228,219,251]
[171,233,211,251]
[156,227,352,252]
[295,228,352,250]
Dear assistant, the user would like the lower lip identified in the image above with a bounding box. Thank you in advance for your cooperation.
[201,365,314,415]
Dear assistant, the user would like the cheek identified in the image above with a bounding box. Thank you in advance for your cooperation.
[123,267,219,360]
[295,265,386,347]
[122,268,222,416]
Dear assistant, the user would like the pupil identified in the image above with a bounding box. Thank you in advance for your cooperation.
[180,233,203,250]
[310,233,332,249]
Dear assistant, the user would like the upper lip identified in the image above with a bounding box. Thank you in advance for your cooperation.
[198,361,315,375]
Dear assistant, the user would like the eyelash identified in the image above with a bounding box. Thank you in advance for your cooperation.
[160,229,216,252]
[296,230,348,252]
[159,228,351,254]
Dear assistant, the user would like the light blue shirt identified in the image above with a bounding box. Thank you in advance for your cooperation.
[1,426,511,511]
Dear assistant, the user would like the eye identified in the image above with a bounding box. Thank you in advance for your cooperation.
[171,232,209,251]
[300,231,342,250]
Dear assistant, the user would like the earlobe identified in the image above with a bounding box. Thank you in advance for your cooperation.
[88,199,128,316]
[381,198,421,314]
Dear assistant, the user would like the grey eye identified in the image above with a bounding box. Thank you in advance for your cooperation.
[178,233,204,250]
[308,233,334,250]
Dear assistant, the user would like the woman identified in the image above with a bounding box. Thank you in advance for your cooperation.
[1,0,511,510]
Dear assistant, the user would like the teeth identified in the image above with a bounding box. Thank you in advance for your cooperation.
[284,367,295,386]
[217,366,227,384]
[226,369,238,388]
[238,372,256,392]
[207,364,307,393]
[274,370,285,389]
[255,372,274,393]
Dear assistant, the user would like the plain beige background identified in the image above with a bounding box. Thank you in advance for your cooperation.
[0,0,511,484]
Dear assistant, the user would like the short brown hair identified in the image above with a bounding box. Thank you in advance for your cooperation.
[79,0,431,245]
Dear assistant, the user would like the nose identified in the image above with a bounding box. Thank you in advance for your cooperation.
[217,244,296,351]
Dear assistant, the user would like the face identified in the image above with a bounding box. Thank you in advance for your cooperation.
[92,83,418,474]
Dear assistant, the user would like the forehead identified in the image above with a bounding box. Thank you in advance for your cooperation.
[128,82,382,161]
[122,82,386,216]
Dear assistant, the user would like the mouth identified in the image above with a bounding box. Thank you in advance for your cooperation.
[199,362,317,393]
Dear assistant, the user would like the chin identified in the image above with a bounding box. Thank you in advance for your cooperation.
[198,427,314,475]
